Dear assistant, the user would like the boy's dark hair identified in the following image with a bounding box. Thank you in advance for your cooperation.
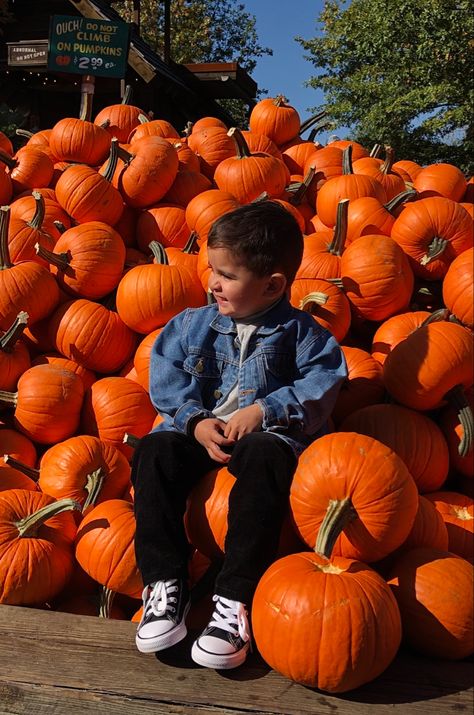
[207,200,304,285]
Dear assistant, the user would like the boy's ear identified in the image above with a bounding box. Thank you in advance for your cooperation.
[266,272,287,295]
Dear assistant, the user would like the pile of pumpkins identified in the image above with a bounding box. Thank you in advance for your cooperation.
[0,90,472,694]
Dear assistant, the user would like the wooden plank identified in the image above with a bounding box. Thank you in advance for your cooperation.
[0,605,472,715]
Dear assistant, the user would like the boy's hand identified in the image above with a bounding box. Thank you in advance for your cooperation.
[193,418,235,464]
[223,404,263,441]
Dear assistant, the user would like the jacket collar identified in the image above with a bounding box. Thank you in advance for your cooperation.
[209,295,293,335]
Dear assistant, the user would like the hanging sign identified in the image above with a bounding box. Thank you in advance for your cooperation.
[48,15,130,78]
[7,41,48,67]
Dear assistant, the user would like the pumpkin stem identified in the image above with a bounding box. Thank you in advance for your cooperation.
[299,110,327,134]
[181,231,199,254]
[121,84,133,105]
[0,148,16,171]
[53,220,67,235]
[100,137,120,182]
[445,385,473,458]
[99,586,116,618]
[300,292,329,312]
[326,277,344,289]
[35,242,70,271]
[273,95,288,107]
[79,91,93,123]
[227,127,251,159]
[288,167,316,206]
[83,467,106,510]
[3,454,39,480]
[183,121,193,137]
[26,191,46,231]
[0,311,29,353]
[420,236,448,266]
[137,112,150,124]
[15,129,34,140]
[384,188,417,214]
[419,308,449,327]
[0,389,17,406]
[15,497,82,538]
[0,205,13,270]
[117,145,134,165]
[148,240,169,265]
[315,497,358,559]
[327,199,349,255]
[123,432,140,449]
[370,143,383,158]
[381,146,395,175]
[341,145,354,175]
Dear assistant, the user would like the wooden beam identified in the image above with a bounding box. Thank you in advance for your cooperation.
[0,605,472,715]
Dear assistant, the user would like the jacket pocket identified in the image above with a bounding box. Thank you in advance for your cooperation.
[183,354,223,378]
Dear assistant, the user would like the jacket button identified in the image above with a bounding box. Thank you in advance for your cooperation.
[196,359,204,373]
[214,390,222,399]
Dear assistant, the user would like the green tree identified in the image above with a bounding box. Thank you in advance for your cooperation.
[297,0,474,173]
[112,0,271,125]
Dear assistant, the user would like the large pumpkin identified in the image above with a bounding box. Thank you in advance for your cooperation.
[252,551,401,692]
[290,432,419,562]
[388,547,473,659]
[0,489,79,605]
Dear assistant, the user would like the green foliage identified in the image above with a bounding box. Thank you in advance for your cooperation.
[112,1,271,73]
[112,1,270,127]
[0,103,28,139]
[297,0,474,173]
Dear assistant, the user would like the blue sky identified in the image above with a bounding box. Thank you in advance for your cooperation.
[242,0,339,140]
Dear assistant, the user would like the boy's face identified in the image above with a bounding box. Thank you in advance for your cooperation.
[207,247,285,319]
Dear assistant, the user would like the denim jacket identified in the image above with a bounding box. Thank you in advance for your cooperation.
[150,296,347,456]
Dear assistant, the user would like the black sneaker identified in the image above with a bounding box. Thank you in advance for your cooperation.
[135,578,190,654]
[191,594,251,669]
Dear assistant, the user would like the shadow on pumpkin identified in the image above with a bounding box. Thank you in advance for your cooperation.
[75,517,110,540]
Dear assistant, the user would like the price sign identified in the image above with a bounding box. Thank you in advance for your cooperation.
[48,15,130,78]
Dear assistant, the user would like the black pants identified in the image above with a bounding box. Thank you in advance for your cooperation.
[131,430,297,604]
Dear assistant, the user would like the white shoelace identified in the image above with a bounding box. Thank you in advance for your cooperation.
[209,595,251,643]
[142,579,179,618]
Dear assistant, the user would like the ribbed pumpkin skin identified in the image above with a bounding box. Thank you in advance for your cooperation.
[0,262,60,332]
[185,466,234,559]
[115,263,206,334]
[49,299,137,374]
[0,466,38,492]
[383,322,473,411]
[371,310,430,365]
[94,103,143,143]
[55,165,124,226]
[0,428,37,467]
[13,365,85,445]
[38,435,131,507]
[10,194,71,241]
[442,247,473,328]
[117,136,179,208]
[49,222,126,299]
[390,197,473,280]
[0,489,77,605]
[80,377,156,458]
[289,277,351,343]
[413,163,467,202]
[9,147,54,194]
[249,97,300,146]
[214,152,288,204]
[424,491,474,561]
[331,346,385,425]
[252,552,402,692]
[346,195,397,243]
[316,174,386,228]
[49,118,111,165]
[339,235,414,321]
[185,189,240,244]
[388,548,474,659]
[136,204,190,252]
[75,499,143,598]
[290,432,418,562]
[341,404,449,494]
